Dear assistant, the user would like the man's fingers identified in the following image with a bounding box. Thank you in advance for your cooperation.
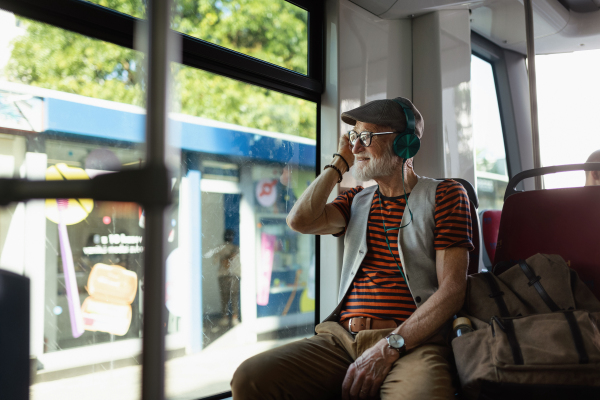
[368,377,383,399]
[341,365,355,400]
[349,370,365,400]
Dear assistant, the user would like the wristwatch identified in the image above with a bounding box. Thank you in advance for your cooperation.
[385,333,407,355]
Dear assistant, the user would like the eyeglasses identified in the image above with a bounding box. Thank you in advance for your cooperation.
[348,130,397,147]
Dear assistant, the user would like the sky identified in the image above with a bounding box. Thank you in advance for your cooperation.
[0,10,19,77]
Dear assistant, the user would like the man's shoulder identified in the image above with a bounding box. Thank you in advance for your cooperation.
[335,185,366,202]
[435,179,468,195]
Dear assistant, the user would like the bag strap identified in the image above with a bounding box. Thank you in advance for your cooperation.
[564,311,590,364]
[517,260,561,312]
[484,273,524,365]
[492,316,524,365]
[482,272,510,317]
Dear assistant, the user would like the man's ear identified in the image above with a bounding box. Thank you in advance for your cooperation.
[592,170,600,181]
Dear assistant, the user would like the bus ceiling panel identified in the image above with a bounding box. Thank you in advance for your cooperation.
[349,0,398,16]
[471,0,600,54]
[558,0,600,13]
[374,0,482,19]
[0,0,323,99]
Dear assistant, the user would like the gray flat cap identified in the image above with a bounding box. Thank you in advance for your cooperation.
[341,97,424,139]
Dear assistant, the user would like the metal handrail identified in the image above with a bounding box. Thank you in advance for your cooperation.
[504,163,600,200]
[524,0,543,190]
[0,167,170,206]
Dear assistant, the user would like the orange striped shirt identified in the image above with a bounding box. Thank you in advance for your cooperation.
[331,180,473,323]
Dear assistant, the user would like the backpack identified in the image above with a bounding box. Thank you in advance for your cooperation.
[452,253,600,399]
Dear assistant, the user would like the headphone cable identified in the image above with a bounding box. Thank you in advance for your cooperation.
[377,160,413,283]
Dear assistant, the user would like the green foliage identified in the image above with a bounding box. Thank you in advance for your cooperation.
[5,1,316,139]
[6,21,144,106]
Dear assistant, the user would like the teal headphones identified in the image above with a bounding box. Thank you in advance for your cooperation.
[391,98,421,160]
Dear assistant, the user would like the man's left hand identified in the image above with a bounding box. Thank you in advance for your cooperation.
[341,339,400,400]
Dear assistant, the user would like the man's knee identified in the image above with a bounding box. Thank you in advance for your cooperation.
[381,345,455,400]
[231,355,268,400]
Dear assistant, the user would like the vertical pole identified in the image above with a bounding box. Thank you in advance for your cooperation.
[142,0,171,399]
[524,0,543,190]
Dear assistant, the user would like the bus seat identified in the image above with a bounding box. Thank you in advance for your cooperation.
[493,165,600,300]
[0,269,30,400]
[479,209,501,270]
[446,178,481,275]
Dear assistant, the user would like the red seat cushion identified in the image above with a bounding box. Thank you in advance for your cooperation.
[494,186,600,299]
[481,210,501,264]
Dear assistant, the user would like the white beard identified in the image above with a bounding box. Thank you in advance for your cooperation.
[351,147,401,182]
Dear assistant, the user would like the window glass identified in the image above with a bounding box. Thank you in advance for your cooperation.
[536,50,600,189]
[165,64,316,400]
[1,9,316,400]
[1,10,146,399]
[471,54,508,210]
[84,0,309,75]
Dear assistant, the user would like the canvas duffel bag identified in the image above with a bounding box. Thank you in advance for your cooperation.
[463,254,600,327]
[452,253,600,399]
[453,310,600,399]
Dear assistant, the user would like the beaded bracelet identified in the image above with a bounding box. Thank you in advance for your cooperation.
[333,153,350,172]
[324,164,343,183]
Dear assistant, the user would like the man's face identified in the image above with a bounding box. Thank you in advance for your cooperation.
[350,121,400,182]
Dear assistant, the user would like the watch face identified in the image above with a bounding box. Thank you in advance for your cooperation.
[388,334,405,349]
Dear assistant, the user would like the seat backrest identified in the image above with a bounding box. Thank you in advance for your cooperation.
[494,185,600,299]
[0,269,29,399]
[446,178,481,275]
[479,209,502,269]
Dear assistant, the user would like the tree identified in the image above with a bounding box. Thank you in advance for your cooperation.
[4,0,316,139]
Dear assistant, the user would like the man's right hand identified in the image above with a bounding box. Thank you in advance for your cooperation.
[338,133,354,170]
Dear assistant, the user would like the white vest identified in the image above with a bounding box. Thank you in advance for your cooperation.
[323,176,441,322]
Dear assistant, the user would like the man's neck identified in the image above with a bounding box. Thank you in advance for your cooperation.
[375,167,419,197]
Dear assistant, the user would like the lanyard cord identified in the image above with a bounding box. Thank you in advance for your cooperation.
[377,160,413,283]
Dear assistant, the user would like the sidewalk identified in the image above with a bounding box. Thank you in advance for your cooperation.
[30,324,306,400]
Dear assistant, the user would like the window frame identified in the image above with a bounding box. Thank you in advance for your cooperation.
[470,33,513,180]
[471,31,537,193]
[0,1,323,399]
[0,0,324,102]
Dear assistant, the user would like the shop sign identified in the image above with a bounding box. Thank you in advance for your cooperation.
[255,178,278,207]
[83,233,144,255]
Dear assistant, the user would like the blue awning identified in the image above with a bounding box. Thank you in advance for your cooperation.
[44,97,316,167]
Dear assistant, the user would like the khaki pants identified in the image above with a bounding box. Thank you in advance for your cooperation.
[218,276,240,319]
[231,321,455,400]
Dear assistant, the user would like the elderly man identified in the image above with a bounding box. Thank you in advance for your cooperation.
[231,97,473,400]
[585,150,600,186]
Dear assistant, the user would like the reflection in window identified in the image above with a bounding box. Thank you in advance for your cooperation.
[85,0,309,75]
[0,9,316,400]
[536,50,600,189]
[471,55,508,210]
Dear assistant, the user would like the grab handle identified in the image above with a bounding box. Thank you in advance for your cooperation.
[504,163,600,200]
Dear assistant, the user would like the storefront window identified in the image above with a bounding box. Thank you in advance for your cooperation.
[1,8,316,400]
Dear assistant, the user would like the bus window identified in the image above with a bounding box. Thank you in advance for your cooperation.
[471,54,509,210]
[536,49,600,189]
[84,0,309,75]
[1,9,316,400]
